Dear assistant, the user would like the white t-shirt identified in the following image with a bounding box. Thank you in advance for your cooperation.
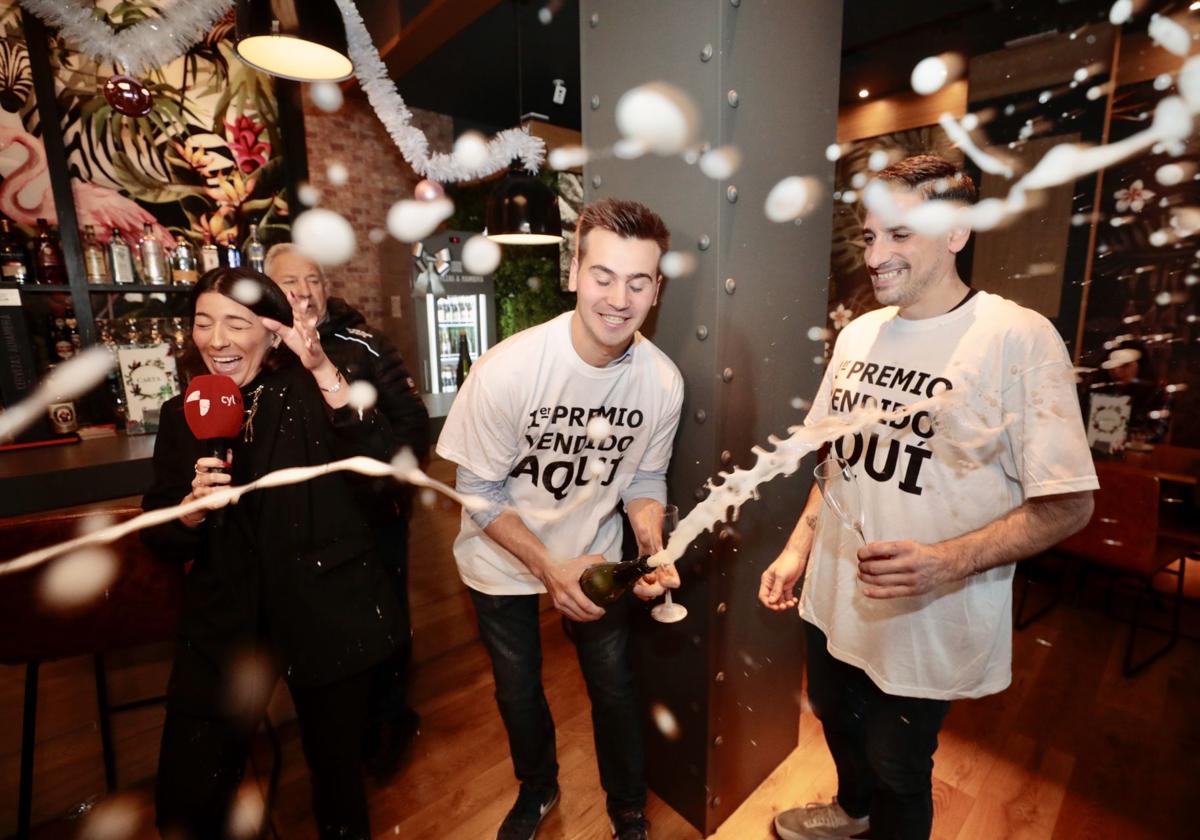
[802,291,1098,700]
[437,312,684,595]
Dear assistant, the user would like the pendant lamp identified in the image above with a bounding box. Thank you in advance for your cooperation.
[235,0,353,82]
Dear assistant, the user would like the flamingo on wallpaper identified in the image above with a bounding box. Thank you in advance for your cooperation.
[0,123,173,245]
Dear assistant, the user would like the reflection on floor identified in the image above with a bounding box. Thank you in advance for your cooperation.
[4,458,1198,838]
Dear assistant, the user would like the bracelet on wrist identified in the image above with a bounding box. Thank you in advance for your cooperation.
[318,367,345,393]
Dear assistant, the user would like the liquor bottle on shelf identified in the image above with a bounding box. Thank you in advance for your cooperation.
[0,219,30,284]
[455,331,472,389]
[245,223,265,272]
[200,232,220,273]
[221,233,242,268]
[140,223,169,285]
[108,226,136,285]
[64,304,82,352]
[33,218,66,284]
[82,224,110,283]
[172,236,199,285]
[49,311,73,361]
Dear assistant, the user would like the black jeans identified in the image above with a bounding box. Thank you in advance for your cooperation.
[156,668,374,840]
[469,588,647,813]
[805,621,951,840]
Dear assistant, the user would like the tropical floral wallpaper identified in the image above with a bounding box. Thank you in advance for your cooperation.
[0,0,288,251]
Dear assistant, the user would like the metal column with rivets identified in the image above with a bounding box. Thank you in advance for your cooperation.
[579,0,842,833]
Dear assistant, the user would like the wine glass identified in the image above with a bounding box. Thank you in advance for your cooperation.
[650,504,688,624]
[813,456,867,546]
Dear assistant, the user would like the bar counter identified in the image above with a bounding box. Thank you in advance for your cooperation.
[0,392,456,519]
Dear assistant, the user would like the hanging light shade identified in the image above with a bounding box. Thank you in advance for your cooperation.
[235,0,353,82]
[486,168,564,245]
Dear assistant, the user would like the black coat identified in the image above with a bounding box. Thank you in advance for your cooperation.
[142,364,404,710]
[319,297,430,462]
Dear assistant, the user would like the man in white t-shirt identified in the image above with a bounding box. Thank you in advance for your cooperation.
[760,156,1097,840]
[437,199,684,840]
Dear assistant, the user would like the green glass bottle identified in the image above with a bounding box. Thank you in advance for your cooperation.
[579,556,655,607]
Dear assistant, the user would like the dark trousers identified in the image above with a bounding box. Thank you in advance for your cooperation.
[469,588,646,813]
[367,518,415,729]
[805,621,951,840]
[156,668,374,840]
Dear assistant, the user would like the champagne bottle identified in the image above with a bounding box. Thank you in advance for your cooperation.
[33,218,66,284]
[140,222,168,284]
[200,232,220,272]
[579,556,655,607]
[455,331,472,388]
[172,236,198,285]
[108,227,136,285]
[0,219,30,284]
[245,223,265,271]
[82,224,109,283]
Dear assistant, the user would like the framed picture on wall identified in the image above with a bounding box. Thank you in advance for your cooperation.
[116,344,180,434]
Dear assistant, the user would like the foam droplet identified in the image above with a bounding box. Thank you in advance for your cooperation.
[1178,56,1200,111]
[309,82,343,112]
[1156,163,1187,186]
[807,326,829,342]
[297,182,320,206]
[612,138,647,160]
[650,702,681,741]
[386,198,454,243]
[1109,0,1133,24]
[868,150,891,171]
[293,208,357,266]
[227,782,265,839]
[1149,13,1191,57]
[1151,96,1192,143]
[699,146,742,180]
[453,131,490,169]
[462,235,502,275]
[42,548,117,608]
[764,176,820,223]
[231,278,262,306]
[79,794,142,840]
[391,448,420,483]
[586,416,612,443]
[614,82,699,155]
[549,145,590,170]
[911,56,949,95]
[326,162,349,186]
[660,251,697,278]
[347,380,377,413]
[368,227,387,244]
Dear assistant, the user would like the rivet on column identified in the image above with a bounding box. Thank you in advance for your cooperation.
[590,95,600,110]
[713,735,724,748]
[698,234,711,251]
[696,325,709,340]
[700,43,713,62]
[720,450,732,465]
[589,11,599,27]
[726,185,738,203]
[722,367,734,382]
[715,671,725,682]
[592,174,603,188]
[724,277,736,294]
[727,89,739,107]
[694,409,707,423]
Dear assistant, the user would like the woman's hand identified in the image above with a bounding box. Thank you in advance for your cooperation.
[261,299,327,372]
[182,454,232,527]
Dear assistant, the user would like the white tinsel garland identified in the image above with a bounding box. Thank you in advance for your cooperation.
[18,0,234,76]
[332,0,545,182]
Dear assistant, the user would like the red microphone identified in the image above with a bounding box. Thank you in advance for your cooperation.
[184,374,244,471]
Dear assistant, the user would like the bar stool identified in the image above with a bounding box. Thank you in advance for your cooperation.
[0,501,181,839]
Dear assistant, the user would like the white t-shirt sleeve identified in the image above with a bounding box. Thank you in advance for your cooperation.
[637,369,684,473]
[1002,319,1098,499]
[436,366,521,482]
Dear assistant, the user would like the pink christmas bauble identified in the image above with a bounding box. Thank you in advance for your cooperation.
[413,179,445,202]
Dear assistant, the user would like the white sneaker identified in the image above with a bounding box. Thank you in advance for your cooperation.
[773,799,870,839]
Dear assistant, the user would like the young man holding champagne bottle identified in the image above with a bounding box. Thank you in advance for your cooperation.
[437,199,684,840]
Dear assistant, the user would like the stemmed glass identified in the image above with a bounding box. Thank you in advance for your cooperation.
[650,503,688,623]
[813,457,867,546]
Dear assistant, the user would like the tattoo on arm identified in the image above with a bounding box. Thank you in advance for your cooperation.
[805,513,819,530]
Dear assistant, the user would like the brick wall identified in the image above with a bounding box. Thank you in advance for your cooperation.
[301,92,452,377]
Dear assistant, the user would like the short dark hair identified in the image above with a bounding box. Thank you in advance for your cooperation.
[183,267,296,379]
[575,198,670,263]
[874,154,978,205]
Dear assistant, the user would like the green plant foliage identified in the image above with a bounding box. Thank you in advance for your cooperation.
[492,244,574,340]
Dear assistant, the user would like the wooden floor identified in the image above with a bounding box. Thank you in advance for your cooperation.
[4,458,1199,838]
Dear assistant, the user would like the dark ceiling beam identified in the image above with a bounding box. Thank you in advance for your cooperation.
[379,0,504,81]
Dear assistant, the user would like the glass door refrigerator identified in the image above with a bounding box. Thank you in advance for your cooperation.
[414,230,498,394]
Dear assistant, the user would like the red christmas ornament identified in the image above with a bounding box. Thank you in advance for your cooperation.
[103,75,153,117]
[413,179,445,202]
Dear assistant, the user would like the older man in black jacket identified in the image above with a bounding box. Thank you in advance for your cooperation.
[266,243,431,777]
